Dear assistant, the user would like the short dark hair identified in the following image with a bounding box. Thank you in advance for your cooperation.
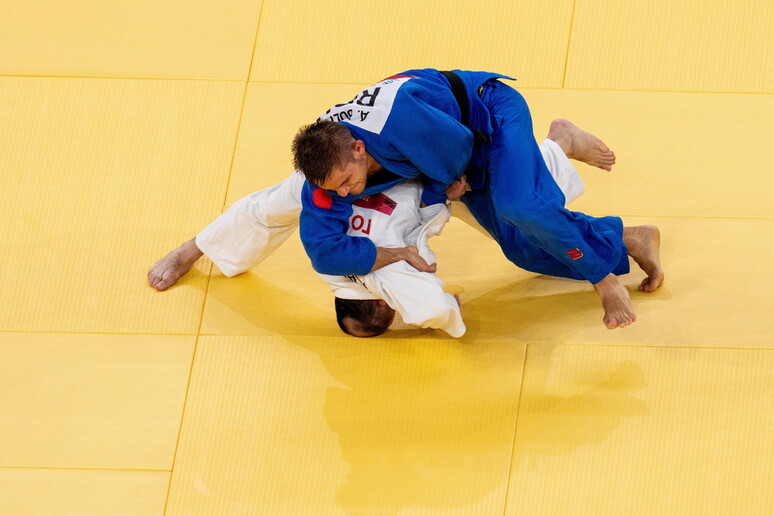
[292,120,355,187]
[334,298,395,337]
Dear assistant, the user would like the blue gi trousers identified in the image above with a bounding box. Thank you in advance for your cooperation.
[462,82,630,283]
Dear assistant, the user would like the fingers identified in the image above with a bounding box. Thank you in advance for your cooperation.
[446,175,470,201]
[403,246,436,272]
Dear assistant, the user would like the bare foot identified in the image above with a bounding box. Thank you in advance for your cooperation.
[148,238,203,291]
[623,225,664,292]
[594,274,637,329]
[546,118,616,171]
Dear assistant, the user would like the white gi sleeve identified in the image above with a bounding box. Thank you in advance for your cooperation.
[195,171,304,277]
[360,263,466,338]
[409,202,449,266]
[367,201,465,337]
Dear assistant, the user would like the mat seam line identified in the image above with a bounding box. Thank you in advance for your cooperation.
[561,0,577,89]
[188,337,774,352]
[2,330,772,351]
[161,2,266,513]
[2,74,770,95]
[502,343,530,516]
[0,74,241,82]
[0,466,170,473]
[161,280,209,515]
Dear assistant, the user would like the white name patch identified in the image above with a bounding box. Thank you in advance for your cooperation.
[319,75,413,135]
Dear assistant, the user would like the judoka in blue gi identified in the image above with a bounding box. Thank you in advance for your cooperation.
[148,124,600,336]
[292,69,664,329]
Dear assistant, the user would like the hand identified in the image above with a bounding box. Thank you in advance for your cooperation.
[402,245,437,273]
[446,175,471,201]
[373,246,437,273]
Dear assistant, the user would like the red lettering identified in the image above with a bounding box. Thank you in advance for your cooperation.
[350,215,372,235]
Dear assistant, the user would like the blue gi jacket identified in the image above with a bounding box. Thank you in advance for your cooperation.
[300,69,511,275]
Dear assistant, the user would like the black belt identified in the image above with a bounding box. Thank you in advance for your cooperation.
[440,70,490,145]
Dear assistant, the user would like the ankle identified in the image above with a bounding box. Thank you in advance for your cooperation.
[179,238,203,262]
[593,274,620,294]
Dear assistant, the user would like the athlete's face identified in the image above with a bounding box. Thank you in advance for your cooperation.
[320,140,369,197]
[323,159,368,197]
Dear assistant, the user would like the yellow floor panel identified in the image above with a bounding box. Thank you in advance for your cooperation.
[520,88,774,219]
[431,217,774,348]
[166,335,525,515]
[0,0,262,79]
[200,236,341,336]
[0,77,243,333]
[566,0,774,92]
[505,344,774,515]
[0,468,168,516]
[0,1,771,515]
[250,0,574,87]
[0,333,193,470]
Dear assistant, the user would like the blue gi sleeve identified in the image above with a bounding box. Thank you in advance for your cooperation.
[299,185,377,276]
[382,90,474,205]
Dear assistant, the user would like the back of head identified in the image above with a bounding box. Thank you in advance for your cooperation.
[292,120,354,187]
[335,298,395,338]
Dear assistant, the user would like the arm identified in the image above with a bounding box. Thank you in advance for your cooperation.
[366,200,461,336]
[299,184,433,275]
[360,262,465,338]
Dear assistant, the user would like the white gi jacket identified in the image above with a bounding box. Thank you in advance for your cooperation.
[195,139,583,337]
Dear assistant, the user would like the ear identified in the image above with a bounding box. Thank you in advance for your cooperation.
[352,139,366,157]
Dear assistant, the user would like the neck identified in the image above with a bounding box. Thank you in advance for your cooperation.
[365,152,383,176]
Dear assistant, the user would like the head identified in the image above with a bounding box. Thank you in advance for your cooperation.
[334,297,396,338]
[292,120,369,197]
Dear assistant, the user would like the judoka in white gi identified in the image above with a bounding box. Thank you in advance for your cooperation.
[149,137,586,337]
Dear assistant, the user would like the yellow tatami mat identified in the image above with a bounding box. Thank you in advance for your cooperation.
[2,0,773,514]
[0,77,243,334]
[250,0,574,86]
[521,89,774,219]
[0,333,193,470]
[0,469,169,516]
[166,336,525,515]
[506,344,774,515]
[566,0,774,92]
[0,0,262,79]
[200,239,340,337]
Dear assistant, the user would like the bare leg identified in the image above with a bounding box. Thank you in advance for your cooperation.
[594,274,637,329]
[623,225,664,292]
[592,225,664,329]
[546,118,616,171]
[148,238,203,291]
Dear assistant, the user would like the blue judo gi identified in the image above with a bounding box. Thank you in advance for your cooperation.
[300,69,630,283]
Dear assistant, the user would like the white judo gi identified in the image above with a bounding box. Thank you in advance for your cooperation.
[195,139,583,337]
[319,179,464,337]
